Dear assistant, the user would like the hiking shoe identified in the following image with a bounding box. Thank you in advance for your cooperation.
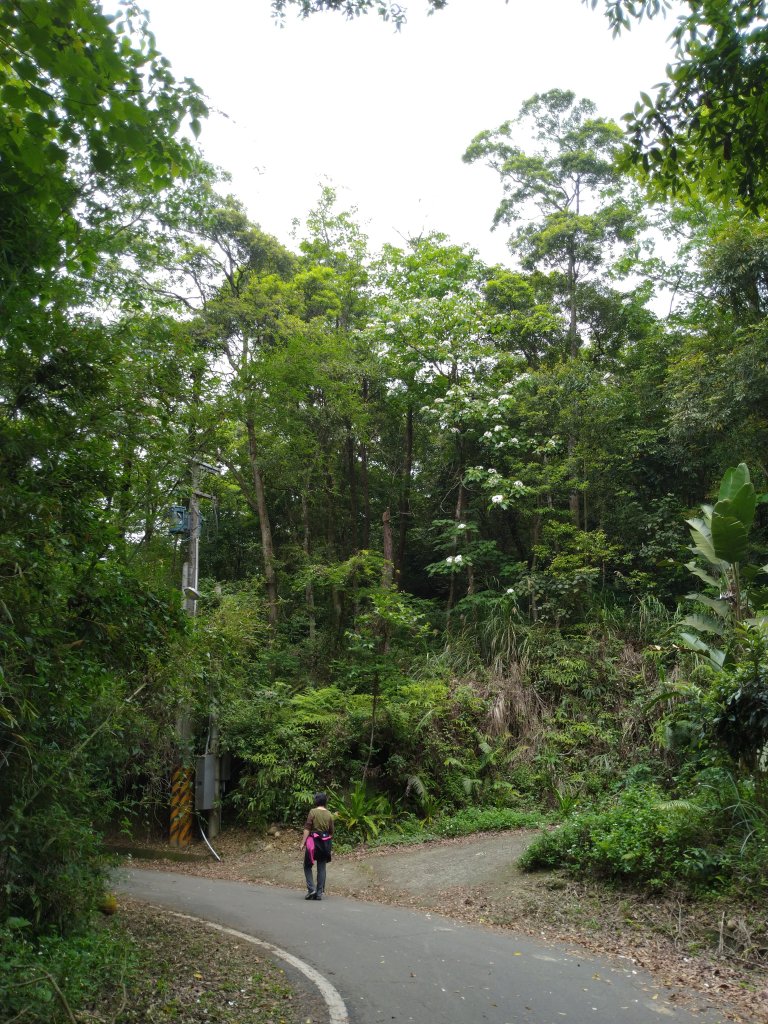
[315,894,322,901]
[304,890,317,900]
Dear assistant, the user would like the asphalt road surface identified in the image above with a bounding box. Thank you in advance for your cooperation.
[117,869,726,1024]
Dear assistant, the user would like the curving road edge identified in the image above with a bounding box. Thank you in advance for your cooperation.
[158,906,349,1024]
[120,871,726,1024]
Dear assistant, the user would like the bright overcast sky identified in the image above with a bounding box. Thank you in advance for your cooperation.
[139,0,678,265]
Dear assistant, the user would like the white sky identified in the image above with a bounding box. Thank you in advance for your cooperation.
[140,0,679,265]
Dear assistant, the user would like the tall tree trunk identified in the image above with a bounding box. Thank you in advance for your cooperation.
[246,417,279,628]
[360,377,371,549]
[362,672,379,785]
[566,188,581,524]
[396,404,414,581]
[301,491,316,646]
[324,461,344,636]
[382,507,394,589]
[365,507,396,782]
[380,507,394,655]
[360,441,371,549]
[345,425,360,553]
[530,511,541,623]
[466,563,475,597]
[446,481,466,618]
[116,450,134,545]
[583,460,588,532]
[568,435,580,528]
[143,501,155,546]
[569,180,581,359]
[567,245,579,360]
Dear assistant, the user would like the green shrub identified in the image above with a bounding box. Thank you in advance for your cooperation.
[1,805,108,934]
[0,917,134,1024]
[332,781,394,844]
[519,787,705,889]
[363,806,545,848]
[433,806,544,837]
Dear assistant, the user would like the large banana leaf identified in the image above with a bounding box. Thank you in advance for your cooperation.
[685,560,720,588]
[685,593,730,619]
[681,612,725,635]
[714,482,757,532]
[679,631,726,669]
[718,463,751,502]
[710,509,748,564]
[686,517,717,565]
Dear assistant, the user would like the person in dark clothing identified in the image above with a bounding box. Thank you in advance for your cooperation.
[301,791,334,900]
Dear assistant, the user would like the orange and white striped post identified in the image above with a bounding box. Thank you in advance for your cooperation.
[169,765,193,848]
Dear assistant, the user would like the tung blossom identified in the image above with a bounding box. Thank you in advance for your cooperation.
[491,494,505,504]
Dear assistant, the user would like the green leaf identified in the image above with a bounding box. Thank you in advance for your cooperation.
[6,916,32,929]
[718,463,750,502]
[714,483,756,533]
[686,594,730,619]
[710,511,748,565]
[679,631,711,654]
[679,632,726,670]
[686,517,719,566]
[685,561,720,588]
[681,612,724,636]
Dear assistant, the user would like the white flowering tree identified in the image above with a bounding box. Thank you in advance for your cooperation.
[365,235,496,589]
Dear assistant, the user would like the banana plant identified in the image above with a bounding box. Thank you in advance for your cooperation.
[681,464,768,670]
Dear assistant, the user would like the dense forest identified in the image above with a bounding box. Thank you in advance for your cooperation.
[2,1,768,1018]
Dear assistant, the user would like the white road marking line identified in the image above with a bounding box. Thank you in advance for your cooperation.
[163,908,350,1024]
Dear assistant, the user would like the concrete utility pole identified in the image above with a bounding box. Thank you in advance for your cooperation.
[170,467,198,849]
[170,461,222,847]
[183,468,201,615]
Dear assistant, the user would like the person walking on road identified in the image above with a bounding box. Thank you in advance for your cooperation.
[301,792,334,900]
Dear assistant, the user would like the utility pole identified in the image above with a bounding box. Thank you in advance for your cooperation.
[169,467,198,849]
[169,461,221,847]
[183,466,201,615]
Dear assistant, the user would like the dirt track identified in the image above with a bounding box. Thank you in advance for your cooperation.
[235,829,535,902]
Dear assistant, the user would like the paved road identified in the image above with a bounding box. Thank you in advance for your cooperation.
[117,869,725,1024]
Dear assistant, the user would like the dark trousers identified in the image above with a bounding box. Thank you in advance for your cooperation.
[304,857,327,895]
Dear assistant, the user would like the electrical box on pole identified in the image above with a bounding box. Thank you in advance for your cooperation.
[195,754,218,811]
[169,505,189,535]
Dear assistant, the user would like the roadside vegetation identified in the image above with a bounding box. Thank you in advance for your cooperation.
[2,2,768,1022]
[2,900,300,1024]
